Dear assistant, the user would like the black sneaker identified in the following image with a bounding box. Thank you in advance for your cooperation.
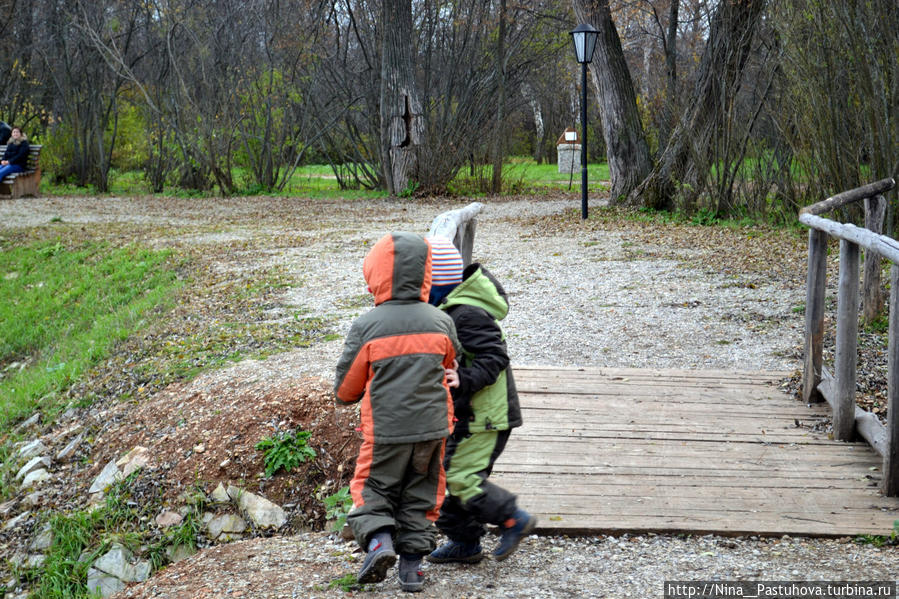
[357,539,397,583]
[426,540,484,564]
[398,555,424,592]
[493,509,537,561]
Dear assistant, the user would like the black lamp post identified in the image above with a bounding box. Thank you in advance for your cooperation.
[570,23,598,220]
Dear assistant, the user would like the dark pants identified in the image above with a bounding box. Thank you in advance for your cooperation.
[347,438,445,555]
[437,428,517,543]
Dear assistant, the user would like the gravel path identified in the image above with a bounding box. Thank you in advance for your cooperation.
[2,195,893,599]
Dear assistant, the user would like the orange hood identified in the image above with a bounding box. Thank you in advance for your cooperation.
[363,232,432,305]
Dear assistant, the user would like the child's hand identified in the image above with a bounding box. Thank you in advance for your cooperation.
[445,367,460,388]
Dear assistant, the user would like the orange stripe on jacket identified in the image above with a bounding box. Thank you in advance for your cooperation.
[366,332,455,364]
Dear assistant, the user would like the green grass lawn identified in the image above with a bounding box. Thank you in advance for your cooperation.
[41,157,609,198]
[0,240,179,432]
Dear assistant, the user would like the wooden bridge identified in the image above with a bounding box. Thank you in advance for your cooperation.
[494,366,899,537]
[437,183,899,538]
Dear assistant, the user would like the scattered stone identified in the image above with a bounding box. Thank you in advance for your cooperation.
[56,432,84,461]
[86,569,126,598]
[16,456,51,481]
[3,511,32,532]
[89,460,121,494]
[59,407,78,421]
[25,554,45,569]
[21,468,51,488]
[0,498,18,516]
[91,543,152,588]
[210,483,230,504]
[207,513,247,541]
[22,492,42,507]
[116,446,150,478]
[155,510,183,528]
[29,523,53,551]
[193,443,205,453]
[165,544,197,563]
[227,485,286,530]
[17,440,48,461]
[15,413,40,430]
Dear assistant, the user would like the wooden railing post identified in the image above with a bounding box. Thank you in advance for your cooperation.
[863,195,886,323]
[428,202,483,266]
[833,239,860,441]
[802,229,828,403]
[883,264,899,495]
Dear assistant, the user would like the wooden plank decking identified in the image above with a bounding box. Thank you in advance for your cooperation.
[492,366,899,537]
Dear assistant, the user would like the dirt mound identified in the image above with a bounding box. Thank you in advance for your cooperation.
[88,373,362,529]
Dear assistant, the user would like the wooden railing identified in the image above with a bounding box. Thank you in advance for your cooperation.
[428,202,483,266]
[799,177,898,495]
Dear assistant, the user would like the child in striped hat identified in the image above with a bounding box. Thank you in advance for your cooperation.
[427,236,465,306]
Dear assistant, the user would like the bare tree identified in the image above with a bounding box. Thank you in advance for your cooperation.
[571,0,652,201]
[627,0,768,210]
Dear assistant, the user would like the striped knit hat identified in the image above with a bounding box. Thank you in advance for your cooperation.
[429,236,464,286]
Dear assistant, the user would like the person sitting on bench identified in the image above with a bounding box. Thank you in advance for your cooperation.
[0,126,30,180]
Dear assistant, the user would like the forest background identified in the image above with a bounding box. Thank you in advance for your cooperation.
[0,0,896,226]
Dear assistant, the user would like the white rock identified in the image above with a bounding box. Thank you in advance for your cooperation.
[16,456,50,481]
[116,446,150,478]
[210,482,231,503]
[25,554,45,569]
[22,492,42,507]
[227,485,287,530]
[21,468,51,488]
[93,544,137,581]
[155,510,183,528]
[86,568,125,598]
[17,440,48,461]
[207,513,247,540]
[3,511,31,531]
[88,460,121,494]
[16,413,40,430]
[29,523,53,551]
[56,432,84,461]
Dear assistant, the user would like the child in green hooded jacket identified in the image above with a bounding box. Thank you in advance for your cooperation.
[425,236,536,564]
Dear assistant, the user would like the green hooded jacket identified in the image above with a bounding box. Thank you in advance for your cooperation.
[441,263,521,435]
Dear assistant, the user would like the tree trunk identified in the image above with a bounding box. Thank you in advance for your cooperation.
[571,0,652,201]
[491,0,507,194]
[521,83,545,164]
[629,0,767,211]
[658,0,679,152]
[380,0,423,196]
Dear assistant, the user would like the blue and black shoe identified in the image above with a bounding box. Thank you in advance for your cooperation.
[493,509,537,561]
[426,540,484,564]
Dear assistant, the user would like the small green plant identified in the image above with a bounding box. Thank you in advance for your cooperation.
[255,429,316,477]
[863,314,889,334]
[323,486,354,532]
[329,573,360,592]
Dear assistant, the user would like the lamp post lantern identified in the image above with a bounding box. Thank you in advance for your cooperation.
[570,23,598,220]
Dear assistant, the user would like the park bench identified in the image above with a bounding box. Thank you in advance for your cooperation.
[0,144,43,199]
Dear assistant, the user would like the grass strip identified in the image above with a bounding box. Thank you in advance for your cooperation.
[0,240,179,432]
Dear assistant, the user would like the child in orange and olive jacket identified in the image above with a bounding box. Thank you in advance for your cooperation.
[334,231,461,592]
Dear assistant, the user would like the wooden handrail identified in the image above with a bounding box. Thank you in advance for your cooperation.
[800,177,895,216]
[799,177,898,496]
